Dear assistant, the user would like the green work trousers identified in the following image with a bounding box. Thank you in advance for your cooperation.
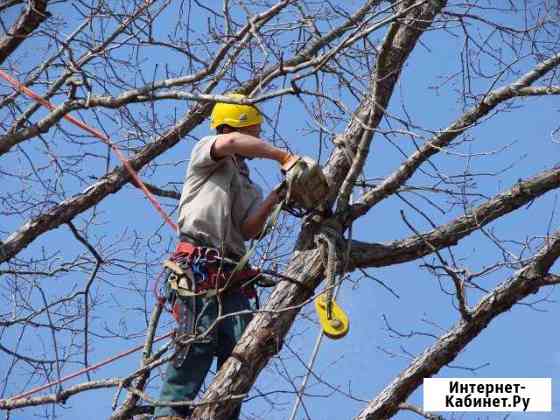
[154,290,253,419]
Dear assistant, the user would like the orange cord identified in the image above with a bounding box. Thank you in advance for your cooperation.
[0,69,178,232]
[7,330,173,401]
[0,69,180,400]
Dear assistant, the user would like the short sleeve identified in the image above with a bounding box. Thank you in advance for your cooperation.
[189,136,221,172]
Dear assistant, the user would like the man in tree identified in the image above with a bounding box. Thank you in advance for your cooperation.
[154,94,298,420]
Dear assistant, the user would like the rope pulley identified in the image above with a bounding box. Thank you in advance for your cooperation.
[313,224,350,340]
[314,293,349,339]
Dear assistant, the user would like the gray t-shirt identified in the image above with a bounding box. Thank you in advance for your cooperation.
[177,136,263,257]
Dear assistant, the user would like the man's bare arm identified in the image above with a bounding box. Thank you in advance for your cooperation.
[241,189,284,240]
[213,133,289,164]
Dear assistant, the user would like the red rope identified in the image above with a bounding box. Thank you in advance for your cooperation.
[6,330,173,401]
[0,70,180,399]
[0,69,178,232]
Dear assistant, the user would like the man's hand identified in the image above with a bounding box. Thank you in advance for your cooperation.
[282,156,329,211]
[279,154,300,172]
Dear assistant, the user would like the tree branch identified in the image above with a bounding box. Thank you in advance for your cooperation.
[0,379,119,410]
[349,165,560,269]
[0,0,24,13]
[0,0,49,65]
[0,0,404,264]
[0,101,211,264]
[336,0,445,213]
[355,230,560,419]
[348,53,560,222]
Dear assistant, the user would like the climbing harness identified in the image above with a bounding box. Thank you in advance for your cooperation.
[164,241,261,299]
[314,225,349,339]
[161,236,313,365]
[162,241,265,367]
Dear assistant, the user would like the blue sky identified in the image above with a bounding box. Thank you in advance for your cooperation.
[1,1,559,419]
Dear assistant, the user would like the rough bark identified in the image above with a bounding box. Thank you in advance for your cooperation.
[2,2,558,419]
[187,156,560,419]
[0,0,386,264]
[347,52,560,222]
[190,243,325,419]
[0,0,378,158]
[0,0,49,65]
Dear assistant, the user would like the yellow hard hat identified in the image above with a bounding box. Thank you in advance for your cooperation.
[210,93,263,129]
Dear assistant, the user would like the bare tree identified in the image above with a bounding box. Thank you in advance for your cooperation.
[0,0,559,419]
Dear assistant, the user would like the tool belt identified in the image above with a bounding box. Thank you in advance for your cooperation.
[164,241,260,301]
[164,241,262,368]
[165,242,262,319]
